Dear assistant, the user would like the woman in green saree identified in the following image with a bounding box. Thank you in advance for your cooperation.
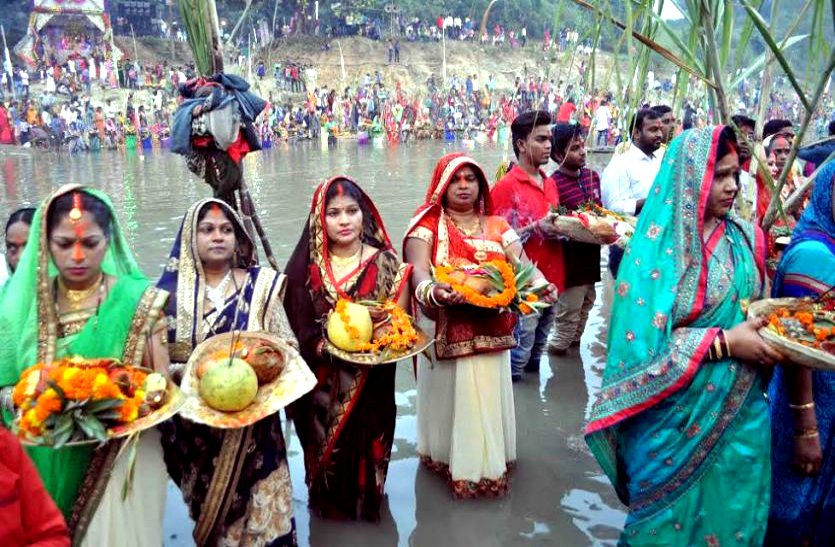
[0,185,170,545]
[586,126,782,545]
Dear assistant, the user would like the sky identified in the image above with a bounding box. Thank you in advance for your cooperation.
[659,0,685,21]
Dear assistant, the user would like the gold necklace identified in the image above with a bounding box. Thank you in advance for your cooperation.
[58,273,103,311]
[451,215,481,237]
[330,246,363,269]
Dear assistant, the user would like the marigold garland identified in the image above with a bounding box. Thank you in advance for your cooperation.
[356,302,419,353]
[434,259,517,309]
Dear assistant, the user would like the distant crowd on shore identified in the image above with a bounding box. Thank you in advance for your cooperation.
[0,32,831,155]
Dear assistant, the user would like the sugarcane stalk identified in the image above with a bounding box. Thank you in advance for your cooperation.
[762,47,835,230]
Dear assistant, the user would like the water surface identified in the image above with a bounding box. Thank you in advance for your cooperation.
[0,141,626,546]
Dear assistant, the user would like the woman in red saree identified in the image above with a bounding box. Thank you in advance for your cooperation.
[0,103,15,144]
[403,152,555,498]
[285,177,412,521]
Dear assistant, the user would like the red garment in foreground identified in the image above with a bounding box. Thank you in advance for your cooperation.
[0,428,70,547]
[492,165,565,291]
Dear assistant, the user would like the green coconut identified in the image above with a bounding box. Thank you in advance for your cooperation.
[198,358,258,412]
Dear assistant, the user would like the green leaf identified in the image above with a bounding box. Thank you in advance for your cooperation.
[729,35,808,88]
[733,0,766,69]
[52,424,75,449]
[121,434,141,501]
[566,0,717,88]
[645,9,704,74]
[719,0,733,67]
[46,380,66,402]
[94,410,123,421]
[87,398,124,414]
[76,414,108,442]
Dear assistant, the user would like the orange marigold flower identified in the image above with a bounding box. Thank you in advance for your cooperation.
[35,388,63,414]
[519,303,533,314]
[117,398,139,423]
[525,293,539,303]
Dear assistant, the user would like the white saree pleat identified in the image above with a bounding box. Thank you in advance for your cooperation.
[81,429,167,547]
[417,350,516,483]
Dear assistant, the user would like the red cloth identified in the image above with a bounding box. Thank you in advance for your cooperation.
[0,429,70,547]
[556,102,576,122]
[491,165,565,291]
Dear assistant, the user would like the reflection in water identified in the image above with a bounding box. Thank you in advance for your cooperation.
[0,143,626,546]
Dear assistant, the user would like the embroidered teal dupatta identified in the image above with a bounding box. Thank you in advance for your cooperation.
[586,127,770,544]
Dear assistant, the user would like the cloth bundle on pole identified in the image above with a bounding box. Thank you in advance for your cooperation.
[171,73,265,204]
[171,72,279,270]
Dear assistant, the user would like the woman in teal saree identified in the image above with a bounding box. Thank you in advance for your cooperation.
[0,185,170,545]
[586,126,781,545]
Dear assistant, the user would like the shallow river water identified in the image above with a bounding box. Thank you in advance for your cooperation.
[0,140,626,546]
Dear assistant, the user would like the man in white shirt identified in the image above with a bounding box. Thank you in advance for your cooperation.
[593,99,611,148]
[601,108,663,275]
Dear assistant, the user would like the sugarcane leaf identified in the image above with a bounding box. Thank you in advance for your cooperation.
[733,0,766,69]
[729,35,808,88]
[719,0,733,67]
[121,433,141,500]
[567,0,717,88]
[740,0,812,112]
[646,10,704,74]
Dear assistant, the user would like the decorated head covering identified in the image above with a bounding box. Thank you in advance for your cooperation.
[156,198,255,360]
[773,160,835,291]
[585,127,765,494]
[403,152,494,265]
[285,175,394,302]
[284,176,399,361]
[0,185,145,385]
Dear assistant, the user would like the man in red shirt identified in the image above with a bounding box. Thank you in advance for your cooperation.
[492,110,564,381]
[0,428,70,546]
[556,97,576,123]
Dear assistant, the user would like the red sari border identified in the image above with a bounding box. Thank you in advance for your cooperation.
[585,330,718,434]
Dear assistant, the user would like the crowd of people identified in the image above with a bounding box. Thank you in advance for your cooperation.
[0,88,833,545]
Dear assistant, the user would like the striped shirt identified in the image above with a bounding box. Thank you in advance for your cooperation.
[549,167,603,287]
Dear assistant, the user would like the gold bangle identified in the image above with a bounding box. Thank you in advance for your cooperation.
[789,401,815,410]
[713,336,724,360]
[794,429,819,439]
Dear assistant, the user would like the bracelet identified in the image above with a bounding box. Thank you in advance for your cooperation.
[414,280,432,306]
[719,329,731,359]
[789,401,816,410]
[428,284,442,307]
[794,429,820,439]
[709,330,727,361]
